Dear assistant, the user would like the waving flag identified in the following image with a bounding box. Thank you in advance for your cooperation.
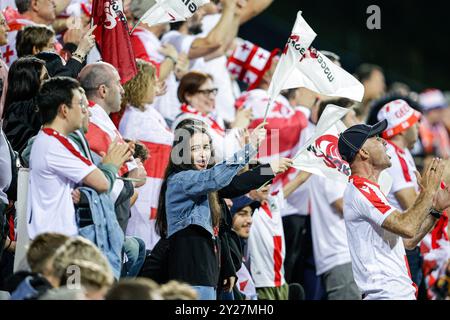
[136,0,210,29]
[293,105,351,183]
[267,11,317,103]
[92,0,137,83]
[264,11,364,122]
[293,104,392,193]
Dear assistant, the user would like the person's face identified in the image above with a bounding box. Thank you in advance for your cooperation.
[364,69,386,100]
[190,132,212,170]
[40,36,55,53]
[186,79,217,115]
[0,13,9,46]
[104,69,124,113]
[187,12,204,35]
[80,90,90,133]
[143,75,157,105]
[403,122,420,150]
[35,0,57,24]
[249,185,270,202]
[425,108,445,125]
[66,88,87,132]
[232,206,253,239]
[361,136,391,170]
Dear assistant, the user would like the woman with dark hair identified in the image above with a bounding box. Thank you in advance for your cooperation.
[172,71,252,162]
[2,56,49,154]
[155,122,266,300]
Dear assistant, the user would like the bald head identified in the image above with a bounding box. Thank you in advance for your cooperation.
[78,62,124,114]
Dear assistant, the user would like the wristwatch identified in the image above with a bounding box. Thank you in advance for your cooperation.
[429,208,443,219]
[166,55,178,65]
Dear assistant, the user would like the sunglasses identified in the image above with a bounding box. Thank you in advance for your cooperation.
[197,88,218,96]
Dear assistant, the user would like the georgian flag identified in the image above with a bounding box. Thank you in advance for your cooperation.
[138,0,210,27]
[267,11,364,108]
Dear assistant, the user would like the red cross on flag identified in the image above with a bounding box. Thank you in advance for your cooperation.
[226,40,279,90]
[267,11,364,106]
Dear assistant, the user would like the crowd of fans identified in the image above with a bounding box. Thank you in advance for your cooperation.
[0,0,449,301]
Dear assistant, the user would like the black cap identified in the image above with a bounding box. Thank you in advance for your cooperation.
[338,120,388,163]
[230,196,260,217]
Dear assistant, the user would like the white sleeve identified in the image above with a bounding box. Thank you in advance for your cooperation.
[386,148,416,194]
[47,145,96,184]
[354,185,396,227]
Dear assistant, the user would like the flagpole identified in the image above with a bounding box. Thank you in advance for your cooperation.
[262,98,272,127]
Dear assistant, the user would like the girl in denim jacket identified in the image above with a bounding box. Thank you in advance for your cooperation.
[155,122,266,300]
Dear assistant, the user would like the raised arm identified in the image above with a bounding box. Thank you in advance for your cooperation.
[189,0,238,59]
[382,159,449,239]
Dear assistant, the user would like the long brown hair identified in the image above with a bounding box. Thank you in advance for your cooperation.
[156,123,221,238]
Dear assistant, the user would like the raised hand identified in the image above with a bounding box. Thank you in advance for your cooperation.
[249,122,267,150]
[101,137,132,169]
[270,158,294,175]
[420,158,446,196]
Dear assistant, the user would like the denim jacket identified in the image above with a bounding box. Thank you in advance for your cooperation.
[166,144,257,238]
[76,187,125,279]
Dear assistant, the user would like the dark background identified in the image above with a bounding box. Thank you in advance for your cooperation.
[239,0,450,92]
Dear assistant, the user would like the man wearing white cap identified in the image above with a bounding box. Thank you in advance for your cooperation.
[418,89,450,159]
[377,99,432,295]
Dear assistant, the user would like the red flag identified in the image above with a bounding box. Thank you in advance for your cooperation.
[91,0,137,84]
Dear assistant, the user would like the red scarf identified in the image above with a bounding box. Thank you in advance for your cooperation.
[180,104,225,137]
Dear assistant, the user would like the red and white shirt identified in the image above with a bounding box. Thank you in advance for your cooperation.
[309,175,352,276]
[119,105,174,250]
[385,141,419,211]
[247,189,286,288]
[27,129,96,239]
[85,102,138,202]
[343,175,417,300]
[1,15,35,66]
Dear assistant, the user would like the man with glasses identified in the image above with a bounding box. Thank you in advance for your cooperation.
[338,120,450,300]
[27,77,131,239]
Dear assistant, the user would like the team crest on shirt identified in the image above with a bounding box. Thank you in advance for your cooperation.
[307,134,351,176]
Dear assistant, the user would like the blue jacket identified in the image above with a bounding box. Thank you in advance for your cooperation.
[166,144,257,238]
[77,187,124,279]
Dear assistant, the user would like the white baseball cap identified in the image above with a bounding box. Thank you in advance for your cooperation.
[377,99,422,139]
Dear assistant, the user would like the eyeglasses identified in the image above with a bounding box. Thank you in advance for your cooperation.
[197,88,218,96]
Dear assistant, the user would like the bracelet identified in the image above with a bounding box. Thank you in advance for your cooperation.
[166,55,178,65]
[72,52,86,63]
[429,208,443,219]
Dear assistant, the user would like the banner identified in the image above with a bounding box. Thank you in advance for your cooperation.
[92,0,138,83]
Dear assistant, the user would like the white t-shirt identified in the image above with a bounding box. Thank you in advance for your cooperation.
[27,129,96,239]
[198,14,239,123]
[284,117,315,217]
[119,105,174,250]
[385,141,419,211]
[248,189,286,288]
[343,175,417,300]
[309,175,352,275]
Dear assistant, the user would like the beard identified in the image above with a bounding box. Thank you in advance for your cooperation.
[188,23,203,35]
